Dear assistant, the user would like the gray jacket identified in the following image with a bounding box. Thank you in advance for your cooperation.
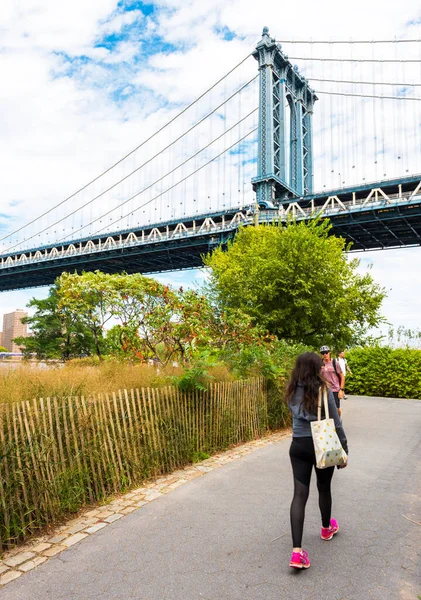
[289,383,348,454]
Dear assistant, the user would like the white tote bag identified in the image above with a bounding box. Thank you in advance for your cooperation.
[310,387,347,469]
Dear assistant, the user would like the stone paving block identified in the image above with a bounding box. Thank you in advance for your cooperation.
[0,570,22,586]
[131,487,149,494]
[119,500,136,507]
[18,556,48,573]
[48,534,69,544]
[3,546,28,558]
[84,523,108,534]
[103,514,123,524]
[0,565,9,576]
[62,533,88,547]
[31,543,52,553]
[81,517,98,524]
[3,552,36,568]
[84,509,101,517]
[184,472,202,480]
[153,482,169,490]
[131,494,145,501]
[167,480,187,490]
[144,491,163,501]
[95,510,114,518]
[42,545,66,557]
[164,476,179,484]
[65,523,88,535]
[134,500,147,508]
[120,506,137,514]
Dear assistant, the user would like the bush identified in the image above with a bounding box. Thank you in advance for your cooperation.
[346,347,421,399]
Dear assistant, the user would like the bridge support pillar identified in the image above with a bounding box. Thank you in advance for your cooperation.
[252,27,317,204]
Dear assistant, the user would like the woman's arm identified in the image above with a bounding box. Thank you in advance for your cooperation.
[327,389,348,454]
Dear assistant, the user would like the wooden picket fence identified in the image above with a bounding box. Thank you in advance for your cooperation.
[0,378,267,547]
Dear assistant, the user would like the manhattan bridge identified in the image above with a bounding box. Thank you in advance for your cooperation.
[0,28,420,291]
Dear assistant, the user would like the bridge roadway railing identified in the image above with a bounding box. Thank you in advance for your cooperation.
[1,184,420,271]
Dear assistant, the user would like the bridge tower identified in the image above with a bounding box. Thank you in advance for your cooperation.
[252,27,318,203]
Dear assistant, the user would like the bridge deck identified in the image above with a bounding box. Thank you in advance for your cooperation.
[1,177,420,291]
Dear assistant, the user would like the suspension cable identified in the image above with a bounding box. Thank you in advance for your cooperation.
[4,111,258,252]
[309,77,421,87]
[289,56,421,63]
[277,39,421,44]
[0,52,254,244]
[2,74,258,247]
[69,128,258,241]
[315,90,421,100]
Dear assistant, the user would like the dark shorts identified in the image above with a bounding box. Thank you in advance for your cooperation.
[333,391,340,409]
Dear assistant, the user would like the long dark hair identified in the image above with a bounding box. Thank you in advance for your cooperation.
[285,352,326,413]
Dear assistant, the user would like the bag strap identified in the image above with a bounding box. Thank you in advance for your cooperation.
[332,358,341,382]
[317,386,330,421]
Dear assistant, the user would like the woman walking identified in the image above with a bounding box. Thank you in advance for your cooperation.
[286,352,348,570]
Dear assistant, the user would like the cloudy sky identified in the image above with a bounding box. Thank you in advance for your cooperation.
[0,0,420,338]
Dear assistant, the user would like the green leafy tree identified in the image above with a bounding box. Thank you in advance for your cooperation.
[204,219,387,348]
[58,272,116,359]
[59,271,269,365]
[14,285,96,360]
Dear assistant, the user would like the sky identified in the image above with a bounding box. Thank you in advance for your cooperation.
[0,0,420,338]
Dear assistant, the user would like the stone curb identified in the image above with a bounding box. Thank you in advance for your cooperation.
[0,430,290,589]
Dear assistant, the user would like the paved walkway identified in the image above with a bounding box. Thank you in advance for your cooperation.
[1,396,420,600]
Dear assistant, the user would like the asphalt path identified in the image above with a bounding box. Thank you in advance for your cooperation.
[2,396,420,600]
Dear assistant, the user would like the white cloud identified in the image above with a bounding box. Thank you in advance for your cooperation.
[356,247,421,331]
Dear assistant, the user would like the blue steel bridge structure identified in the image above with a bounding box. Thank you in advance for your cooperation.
[1,28,420,292]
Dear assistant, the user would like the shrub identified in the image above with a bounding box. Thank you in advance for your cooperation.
[346,347,421,399]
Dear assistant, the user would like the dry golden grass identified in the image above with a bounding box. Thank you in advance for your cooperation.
[0,360,177,404]
[0,359,235,405]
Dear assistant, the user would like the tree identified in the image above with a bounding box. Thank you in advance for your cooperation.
[14,285,97,360]
[58,271,116,359]
[58,271,267,365]
[203,219,387,348]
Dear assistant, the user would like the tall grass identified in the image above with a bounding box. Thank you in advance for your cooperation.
[0,378,266,547]
[0,359,234,405]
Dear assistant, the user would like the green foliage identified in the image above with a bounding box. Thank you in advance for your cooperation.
[346,347,421,399]
[221,339,309,382]
[14,285,97,360]
[58,271,269,366]
[0,346,7,352]
[171,363,215,392]
[204,219,386,348]
[191,451,211,463]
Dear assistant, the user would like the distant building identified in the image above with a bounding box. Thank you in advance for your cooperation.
[0,331,2,346]
[2,309,28,353]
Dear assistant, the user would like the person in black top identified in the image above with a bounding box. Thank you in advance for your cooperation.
[286,352,348,570]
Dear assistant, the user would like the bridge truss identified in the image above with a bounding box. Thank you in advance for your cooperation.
[1,176,420,292]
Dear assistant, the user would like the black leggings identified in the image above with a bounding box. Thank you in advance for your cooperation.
[289,437,335,547]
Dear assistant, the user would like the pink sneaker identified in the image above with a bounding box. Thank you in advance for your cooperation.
[321,518,339,540]
[289,549,310,569]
